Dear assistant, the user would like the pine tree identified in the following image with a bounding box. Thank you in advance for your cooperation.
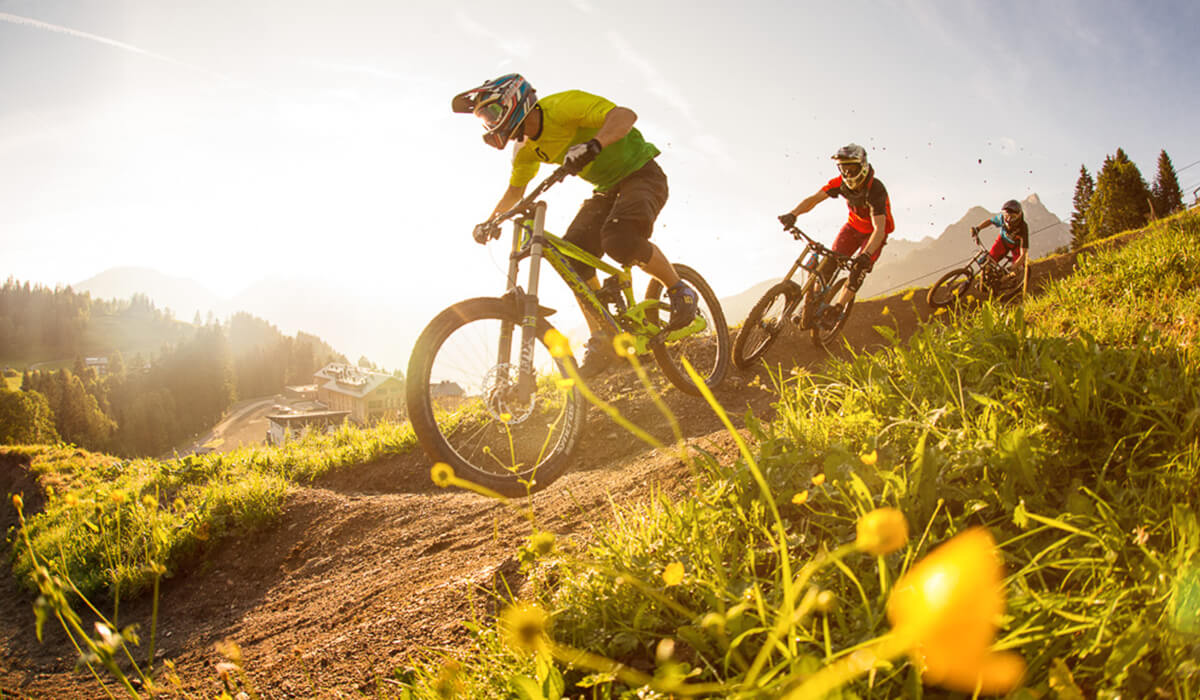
[1070,165,1095,249]
[1150,149,1184,216]
[1087,148,1152,242]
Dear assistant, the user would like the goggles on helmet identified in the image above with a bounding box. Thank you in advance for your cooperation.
[838,162,863,178]
[474,101,505,128]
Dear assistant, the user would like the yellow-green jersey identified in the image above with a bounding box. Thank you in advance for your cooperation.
[510,90,661,192]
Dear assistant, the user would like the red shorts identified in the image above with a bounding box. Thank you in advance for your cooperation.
[832,222,885,262]
[988,236,1022,263]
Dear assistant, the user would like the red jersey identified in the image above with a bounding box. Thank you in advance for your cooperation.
[821,170,895,235]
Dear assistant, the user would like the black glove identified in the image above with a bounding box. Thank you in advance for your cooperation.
[778,212,797,228]
[970,225,980,237]
[854,252,873,273]
[472,222,497,245]
[563,139,602,174]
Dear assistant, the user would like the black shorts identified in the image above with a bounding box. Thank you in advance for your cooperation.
[563,159,668,275]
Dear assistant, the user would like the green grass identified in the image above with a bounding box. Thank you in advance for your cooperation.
[6,419,418,599]
[391,211,1200,698]
[8,211,1200,698]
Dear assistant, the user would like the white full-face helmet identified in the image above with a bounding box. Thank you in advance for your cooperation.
[832,143,870,190]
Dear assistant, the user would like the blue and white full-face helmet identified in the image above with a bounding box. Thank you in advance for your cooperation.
[452,74,538,149]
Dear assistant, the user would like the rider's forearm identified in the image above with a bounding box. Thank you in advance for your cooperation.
[790,191,827,216]
[594,106,637,147]
[977,220,994,230]
[490,185,526,218]
[863,215,887,256]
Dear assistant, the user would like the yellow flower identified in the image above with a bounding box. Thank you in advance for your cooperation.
[792,490,809,505]
[11,493,23,511]
[543,329,571,358]
[935,307,947,316]
[499,412,512,423]
[886,528,1025,694]
[860,450,878,466]
[662,562,685,586]
[529,531,556,556]
[882,306,891,316]
[811,473,826,486]
[903,289,916,301]
[499,602,549,654]
[430,463,455,488]
[142,495,157,508]
[612,332,637,358]
[433,658,464,698]
[64,493,79,507]
[109,490,127,504]
[855,508,909,556]
[815,590,837,614]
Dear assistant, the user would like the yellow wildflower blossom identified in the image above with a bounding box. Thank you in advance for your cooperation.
[855,508,909,556]
[886,527,1025,694]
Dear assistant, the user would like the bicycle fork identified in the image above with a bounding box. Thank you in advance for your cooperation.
[498,201,549,404]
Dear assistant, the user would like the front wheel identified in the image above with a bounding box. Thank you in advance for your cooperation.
[644,264,731,395]
[732,281,803,369]
[405,297,587,497]
[926,268,975,309]
[810,276,856,351]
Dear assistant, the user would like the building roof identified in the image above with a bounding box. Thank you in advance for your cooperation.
[267,409,351,426]
[314,362,402,399]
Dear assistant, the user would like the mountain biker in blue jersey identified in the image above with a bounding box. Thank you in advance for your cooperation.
[453,74,698,378]
[970,199,1030,291]
[778,143,894,320]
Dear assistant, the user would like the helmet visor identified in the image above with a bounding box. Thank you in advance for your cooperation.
[837,162,863,180]
[474,101,505,128]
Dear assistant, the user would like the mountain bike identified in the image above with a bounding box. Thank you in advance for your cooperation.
[926,233,1025,309]
[405,165,730,496]
[732,224,856,368]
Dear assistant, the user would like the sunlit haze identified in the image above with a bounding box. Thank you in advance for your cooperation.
[3,0,1198,369]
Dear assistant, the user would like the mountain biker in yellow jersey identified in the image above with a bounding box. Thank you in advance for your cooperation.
[778,143,894,321]
[453,74,698,378]
[971,199,1030,291]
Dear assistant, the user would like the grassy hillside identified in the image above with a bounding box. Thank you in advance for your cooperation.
[395,211,1200,697]
[5,420,417,597]
[5,211,1199,697]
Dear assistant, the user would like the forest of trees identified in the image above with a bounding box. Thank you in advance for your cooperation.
[1,280,345,456]
[1070,147,1187,248]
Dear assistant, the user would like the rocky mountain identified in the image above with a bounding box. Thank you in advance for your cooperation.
[721,193,1071,323]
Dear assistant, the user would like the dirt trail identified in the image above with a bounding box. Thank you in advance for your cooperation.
[0,247,1103,698]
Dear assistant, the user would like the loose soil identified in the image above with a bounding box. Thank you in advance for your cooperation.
[0,242,1123,698]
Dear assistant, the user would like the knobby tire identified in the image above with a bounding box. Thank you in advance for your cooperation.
[405,297,586,497]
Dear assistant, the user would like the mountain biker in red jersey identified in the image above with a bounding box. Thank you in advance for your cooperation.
[453,74,698,378]
[971,199,1030,291]
[778,143,894,318]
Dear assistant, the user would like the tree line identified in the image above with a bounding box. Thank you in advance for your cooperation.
[1,282,345,455]
[1070,148,1186,248]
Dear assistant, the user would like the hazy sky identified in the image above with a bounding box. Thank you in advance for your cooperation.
[3,0,1198,364]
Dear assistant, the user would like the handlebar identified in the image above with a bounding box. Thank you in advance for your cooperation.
[488,166,571,228]
[782,224,854,264]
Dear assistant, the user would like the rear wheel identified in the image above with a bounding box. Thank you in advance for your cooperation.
[926,268,974,309]
[732,281,803,369]
[810,277,856,351]
[405,297,586,497]
[645,264,731,395]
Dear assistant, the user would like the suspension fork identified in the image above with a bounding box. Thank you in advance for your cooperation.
[513,202,549,401]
